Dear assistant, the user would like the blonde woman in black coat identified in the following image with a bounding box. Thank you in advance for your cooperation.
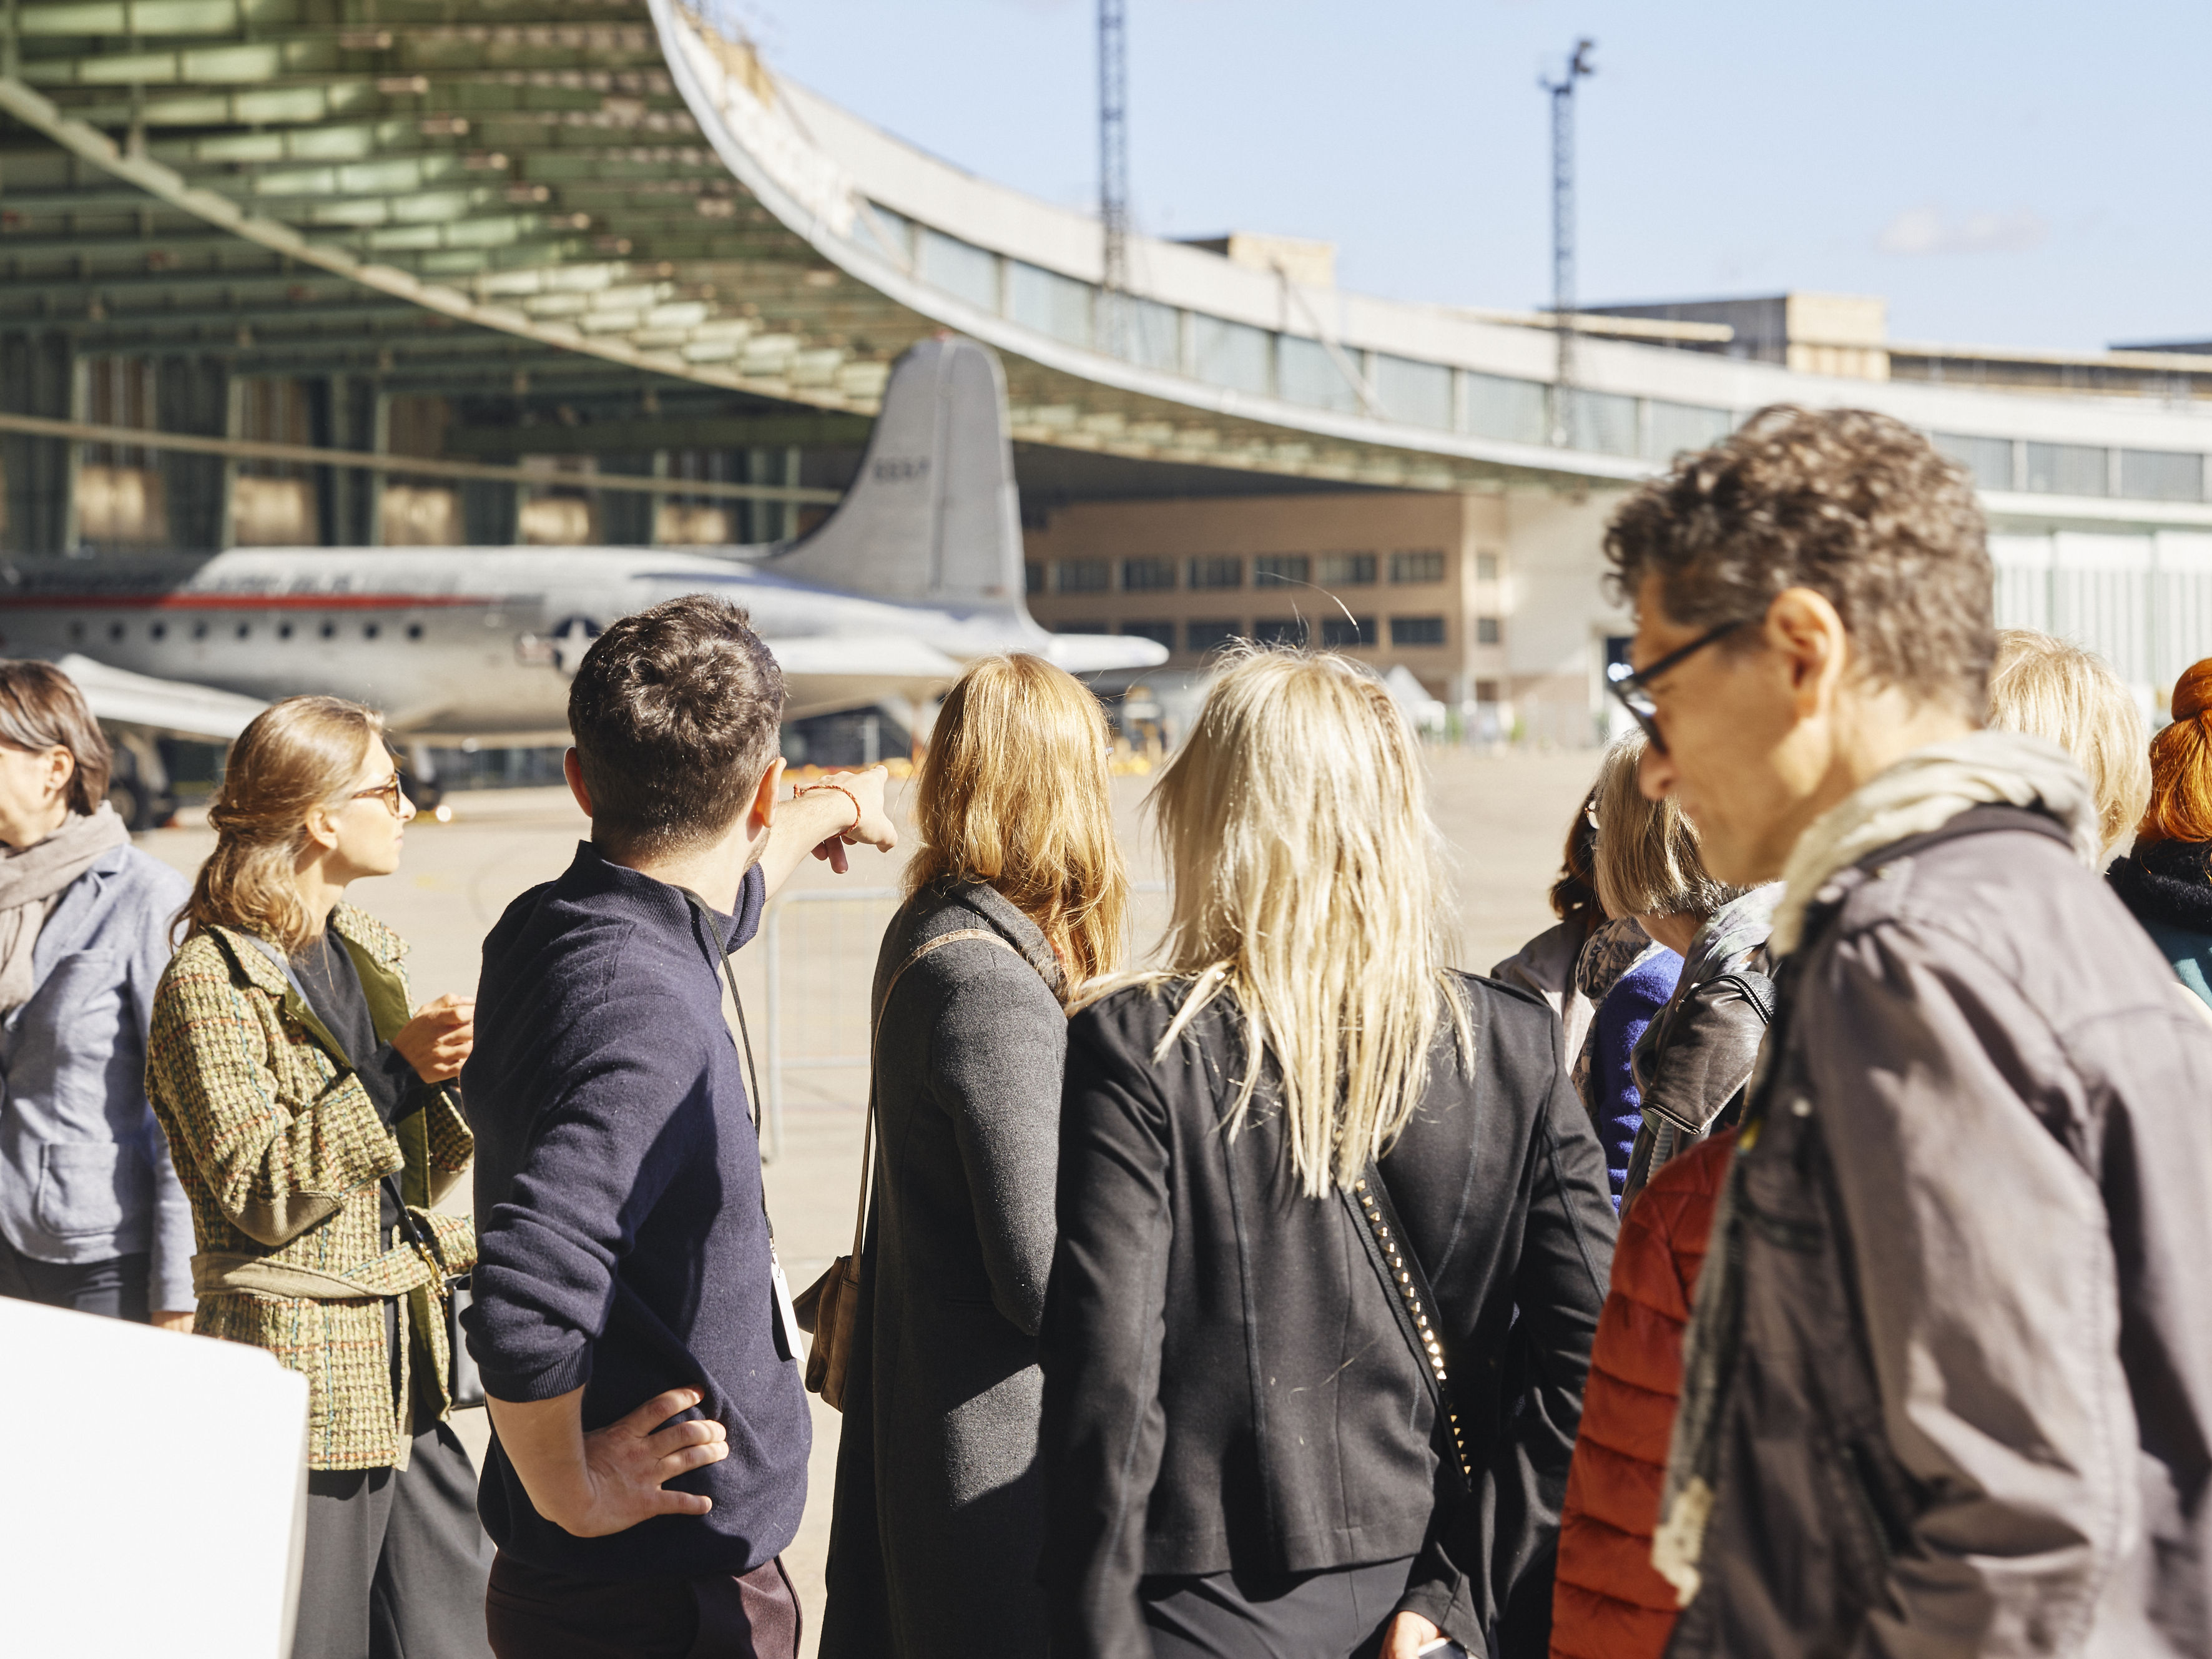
[1040,648,1616,1659]
[821,654,1129,1659]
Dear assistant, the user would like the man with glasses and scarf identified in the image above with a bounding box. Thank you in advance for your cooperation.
[1601,405,2212,1657]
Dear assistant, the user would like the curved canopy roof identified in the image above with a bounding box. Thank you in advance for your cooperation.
[4,0,2212,524]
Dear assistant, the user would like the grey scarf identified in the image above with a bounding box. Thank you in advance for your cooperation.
[0,805,130,1013]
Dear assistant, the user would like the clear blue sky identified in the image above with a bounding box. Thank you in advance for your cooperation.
[737,0,2211,353]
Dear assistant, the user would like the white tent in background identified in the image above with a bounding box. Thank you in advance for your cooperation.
[1382,664,1448,736]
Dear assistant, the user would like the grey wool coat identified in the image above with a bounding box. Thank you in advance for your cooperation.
[820,879,1066,1659]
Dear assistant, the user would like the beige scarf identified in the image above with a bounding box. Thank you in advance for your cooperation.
[0,805,132,1013]
[1767,730,2099,958]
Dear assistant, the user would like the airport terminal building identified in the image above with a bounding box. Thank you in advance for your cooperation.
[4,0,2211,744]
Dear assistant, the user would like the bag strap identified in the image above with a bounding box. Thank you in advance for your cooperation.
[850,927,1026,1263]
[1341,1161,1475,1495]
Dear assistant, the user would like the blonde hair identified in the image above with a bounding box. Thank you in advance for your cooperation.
[905,654,1129,991]
[183,696,386,955]
[1988,629,2151,857]
[1591,731,1739,920]
[2138,654,2212,846]
[1111,647,1470,1198]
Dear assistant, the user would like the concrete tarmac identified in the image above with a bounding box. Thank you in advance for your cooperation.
[137,745,1598,1658]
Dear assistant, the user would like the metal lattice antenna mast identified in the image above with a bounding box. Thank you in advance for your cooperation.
[1540,38,1595,446]
[1098,0,1130,357]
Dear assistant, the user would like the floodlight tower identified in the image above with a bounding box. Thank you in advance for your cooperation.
[1541,38,1595,446]
[1098,0,1130,358]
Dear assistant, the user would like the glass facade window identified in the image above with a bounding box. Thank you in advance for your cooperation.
[1007,261,1093,348]
[1475,553,1500,582]
[1254,618,1307,646]
[1390,616,1447,646]
[1187,619,1243,654]
[1389,550,1445,584]
[1254,553,1310,588]
[1933,431,2015,493]
[1320,552,1376,586]
[1124,297,1182,372]
[1277,335,1365,415]
[1476,616,1502,645]
[1474,678,1501,703]
[2120,449,2205,503]
[1024,561,1044,596]
[918,228,1000,312]
[1374,354,1452,430]
[1193,315,1272,395]
[1057,558,1109,593]
[1464,373,1549,445]
[1123,557,1177,591]
[1188,555,1243,589]
[1644,400,1734,462]
[1562,389,1638,456]
[1322,615,1377,647]
[1121,621,1175,649]
[2024,443,2108,498]
[858,202,913,265]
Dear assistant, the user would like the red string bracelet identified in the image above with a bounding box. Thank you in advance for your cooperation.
[797,781,862,837]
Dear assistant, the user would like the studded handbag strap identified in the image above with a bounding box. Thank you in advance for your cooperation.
[1342,1163,1475,1495]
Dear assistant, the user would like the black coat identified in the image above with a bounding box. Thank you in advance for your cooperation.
[1038,973,1617,1659]
[820,882,1068,1659]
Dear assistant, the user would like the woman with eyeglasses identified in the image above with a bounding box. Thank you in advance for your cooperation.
[147,696,490,1659]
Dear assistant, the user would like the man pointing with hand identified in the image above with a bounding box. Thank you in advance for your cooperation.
[462,596,897,1659]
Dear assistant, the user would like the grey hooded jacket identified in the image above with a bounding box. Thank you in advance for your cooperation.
[1662,804,2212,1658]
[0,843,192,1310]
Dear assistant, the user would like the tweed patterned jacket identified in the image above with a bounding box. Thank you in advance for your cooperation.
[145,902,476,1472]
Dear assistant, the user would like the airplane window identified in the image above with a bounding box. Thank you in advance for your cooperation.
[407,623,423,641]
[236,623,250,639]
[192,622,209,641]
[363,623,380,641]
[319,621,336,640]
[68,621,84,642]
[150,623,166,642]
[278,623,293,640]
[107,623,124,642]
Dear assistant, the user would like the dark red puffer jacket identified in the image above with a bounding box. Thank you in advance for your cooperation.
[1549,1130,1736,1659]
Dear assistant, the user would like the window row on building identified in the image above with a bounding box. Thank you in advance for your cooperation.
[1061,616,1491,653]
[867,207,2212,498]
[1029,549,1463,597]
[1931,433,2212,503]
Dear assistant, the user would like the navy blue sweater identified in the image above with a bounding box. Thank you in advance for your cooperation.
[461,843,809,1580]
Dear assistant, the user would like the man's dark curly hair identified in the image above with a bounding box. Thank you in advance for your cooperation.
[1604,405,1995,717]
[568,594,786,857]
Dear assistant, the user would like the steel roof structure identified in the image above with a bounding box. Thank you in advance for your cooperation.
[4,0,2212,524]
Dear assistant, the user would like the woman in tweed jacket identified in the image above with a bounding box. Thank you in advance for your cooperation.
[147,697,488,1659]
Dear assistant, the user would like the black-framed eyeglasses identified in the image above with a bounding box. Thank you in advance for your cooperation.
[1604,620,1747,754]
[350,773,407,817]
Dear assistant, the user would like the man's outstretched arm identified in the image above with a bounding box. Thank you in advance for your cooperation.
[756,764,898,895]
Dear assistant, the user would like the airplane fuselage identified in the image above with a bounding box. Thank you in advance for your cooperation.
[0,546,1113,731]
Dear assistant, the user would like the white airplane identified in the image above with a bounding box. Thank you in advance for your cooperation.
[0,336,1164,818]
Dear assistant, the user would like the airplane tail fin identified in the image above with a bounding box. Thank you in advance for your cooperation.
[763,335,1025,611]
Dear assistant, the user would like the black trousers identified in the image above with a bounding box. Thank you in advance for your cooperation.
[0,1233,149,1321]
[1139,1557,1418,1659]
[294,1416,494,1659]
[485,1552,802,1659]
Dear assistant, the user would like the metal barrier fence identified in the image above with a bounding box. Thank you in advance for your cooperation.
[754,881,1168,1159]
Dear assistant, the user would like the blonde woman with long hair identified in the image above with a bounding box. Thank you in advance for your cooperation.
[1038,649,1615,1659]
[146,696,488,1659]
[820,654,1129,1659]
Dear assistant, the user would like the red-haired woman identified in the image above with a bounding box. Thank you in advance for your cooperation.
[2106,657,2212,1010]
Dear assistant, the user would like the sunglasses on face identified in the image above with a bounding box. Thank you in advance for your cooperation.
[350,773,408,817]
[1604,619,1747,754]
